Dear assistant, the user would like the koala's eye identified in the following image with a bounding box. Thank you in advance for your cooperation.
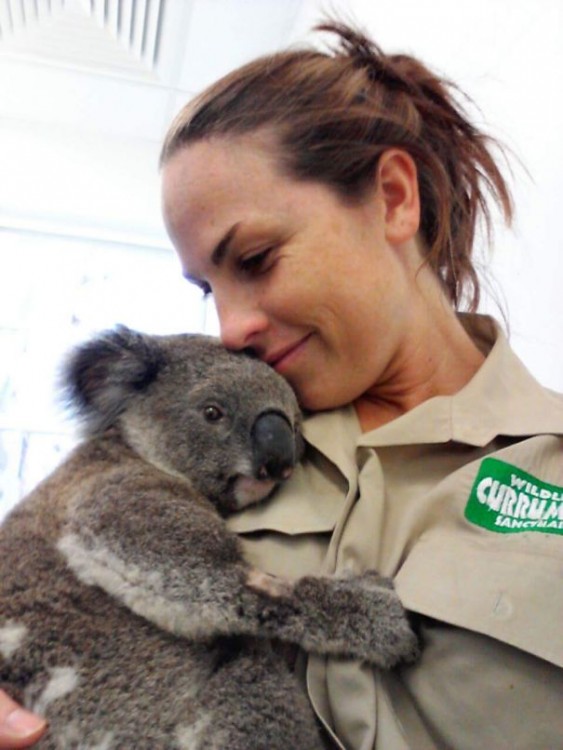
[203,405,224,422]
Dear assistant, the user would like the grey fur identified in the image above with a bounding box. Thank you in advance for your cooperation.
[0,328,419,749]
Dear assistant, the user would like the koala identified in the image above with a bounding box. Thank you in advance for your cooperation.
[0,327,419,750]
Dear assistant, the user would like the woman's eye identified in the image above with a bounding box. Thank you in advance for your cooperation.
[238,247,274,276]
[203,405,223,422]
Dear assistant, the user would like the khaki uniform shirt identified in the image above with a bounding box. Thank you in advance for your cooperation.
[227,315,563,750]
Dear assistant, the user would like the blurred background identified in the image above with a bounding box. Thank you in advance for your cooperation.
[1,0,562,518]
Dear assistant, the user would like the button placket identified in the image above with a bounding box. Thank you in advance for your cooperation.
[335,446,385,574]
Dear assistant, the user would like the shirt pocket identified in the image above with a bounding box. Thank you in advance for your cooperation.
[395,435,563,667]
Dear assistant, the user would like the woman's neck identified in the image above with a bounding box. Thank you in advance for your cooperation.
[354,284,485,433]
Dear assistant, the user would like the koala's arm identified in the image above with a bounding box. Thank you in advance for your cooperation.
[59,465,418,668]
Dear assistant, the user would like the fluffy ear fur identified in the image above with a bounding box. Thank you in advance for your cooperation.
[63,326,165,434]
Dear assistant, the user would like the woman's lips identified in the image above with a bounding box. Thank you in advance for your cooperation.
[266,335,311,373]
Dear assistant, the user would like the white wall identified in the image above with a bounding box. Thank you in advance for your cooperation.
[0,227,211,518]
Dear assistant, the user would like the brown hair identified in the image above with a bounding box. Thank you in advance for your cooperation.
[161,21,513,311]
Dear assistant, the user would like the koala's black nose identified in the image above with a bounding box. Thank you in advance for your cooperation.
[251,411,296,482]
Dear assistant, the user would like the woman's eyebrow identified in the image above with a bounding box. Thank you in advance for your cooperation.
[182,222,242,285]
[211,222,241,266]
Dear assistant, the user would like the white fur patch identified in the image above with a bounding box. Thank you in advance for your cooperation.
[176,713,219,749]
[56,723,114,749]
[57,533,238,641]
[85,731,115,750]
[30,666,79,715]
[234,476,277,508]
[0,621,27,659]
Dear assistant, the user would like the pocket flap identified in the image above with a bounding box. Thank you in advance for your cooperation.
[396,532,563,668]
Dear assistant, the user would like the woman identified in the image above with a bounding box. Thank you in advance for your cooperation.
[3,21,562,750]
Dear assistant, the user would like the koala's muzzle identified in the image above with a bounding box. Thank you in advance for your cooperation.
[251,411,296,482]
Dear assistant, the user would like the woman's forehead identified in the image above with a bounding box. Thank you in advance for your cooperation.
[162,133,306,239]
[165,130,281,184]
[163,136,280,217]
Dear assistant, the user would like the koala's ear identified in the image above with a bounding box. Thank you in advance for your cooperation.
[63,326,165,433]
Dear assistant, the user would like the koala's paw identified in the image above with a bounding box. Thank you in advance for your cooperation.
[293,571,420,669]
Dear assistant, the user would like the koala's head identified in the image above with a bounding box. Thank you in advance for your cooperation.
[64,326,303,514]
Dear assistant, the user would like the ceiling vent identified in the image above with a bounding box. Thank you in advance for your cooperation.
[0,0,165,81]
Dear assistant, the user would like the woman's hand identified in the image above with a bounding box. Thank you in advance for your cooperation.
[0,692,46,749]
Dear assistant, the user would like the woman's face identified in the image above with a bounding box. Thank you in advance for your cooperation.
[161,134,416,411]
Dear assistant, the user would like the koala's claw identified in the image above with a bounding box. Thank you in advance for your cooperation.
[246,569,294,599]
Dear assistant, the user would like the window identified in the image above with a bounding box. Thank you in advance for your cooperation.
[0,227,215,519]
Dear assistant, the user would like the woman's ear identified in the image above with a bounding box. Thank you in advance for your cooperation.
[376,149,420,245]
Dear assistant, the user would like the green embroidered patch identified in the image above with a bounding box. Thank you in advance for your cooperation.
[465,458,563,535]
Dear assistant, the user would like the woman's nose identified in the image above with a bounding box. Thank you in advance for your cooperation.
[217,300,269,351]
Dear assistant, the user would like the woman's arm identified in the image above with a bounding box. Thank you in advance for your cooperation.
[0,692,45,749]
